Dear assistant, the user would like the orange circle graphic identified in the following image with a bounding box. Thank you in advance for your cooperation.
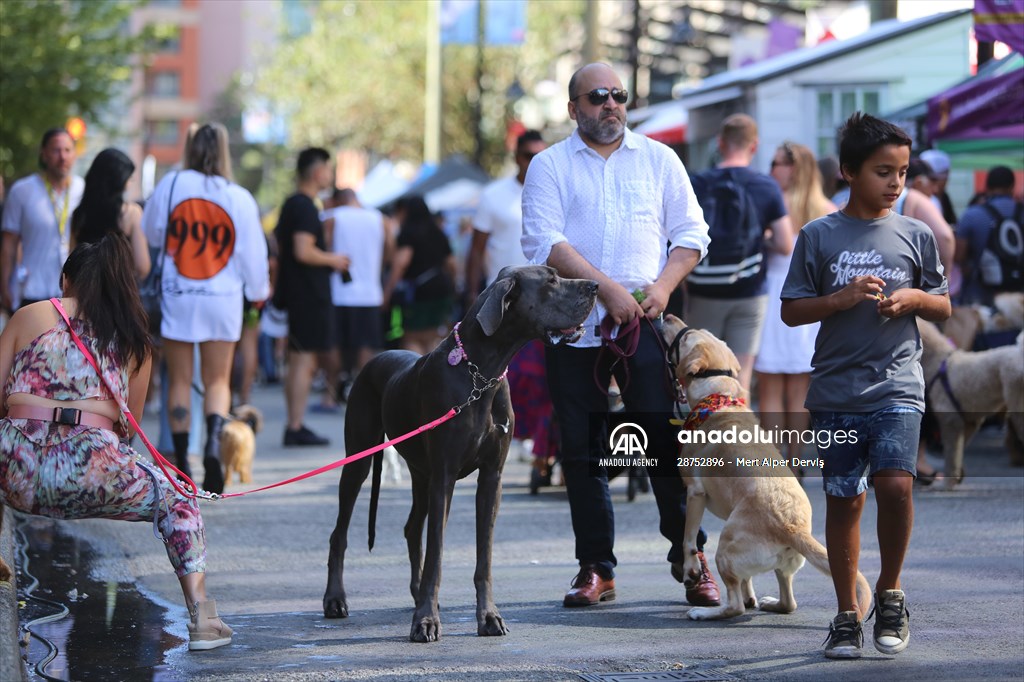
[166,198,236,280]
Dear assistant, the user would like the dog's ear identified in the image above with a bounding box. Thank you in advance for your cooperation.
[683,340,709,377]
[477,276,516,336]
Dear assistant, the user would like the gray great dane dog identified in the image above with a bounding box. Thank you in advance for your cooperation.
[323,265,598,642]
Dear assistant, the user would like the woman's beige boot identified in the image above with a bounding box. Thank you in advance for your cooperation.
[187,600,233,651]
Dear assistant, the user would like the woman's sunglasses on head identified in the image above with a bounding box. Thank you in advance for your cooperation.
[572,88,629,106]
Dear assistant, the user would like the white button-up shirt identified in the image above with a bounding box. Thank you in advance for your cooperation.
[522,127,710,347]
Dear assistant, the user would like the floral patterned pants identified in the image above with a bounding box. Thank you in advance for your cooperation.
[0,418,206,577]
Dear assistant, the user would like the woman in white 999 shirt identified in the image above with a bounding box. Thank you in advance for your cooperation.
[142,123,269,494]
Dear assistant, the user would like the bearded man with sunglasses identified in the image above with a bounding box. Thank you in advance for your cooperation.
[522,62,719,609]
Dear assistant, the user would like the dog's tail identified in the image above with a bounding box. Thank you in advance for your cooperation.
[792,530,873,620]
[367,451,384,551]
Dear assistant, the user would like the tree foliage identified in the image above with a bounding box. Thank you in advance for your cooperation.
[0,0,151,182]
[251,0,583,186]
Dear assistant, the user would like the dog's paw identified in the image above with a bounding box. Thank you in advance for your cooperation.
[0,558,12,583]
[477,611,509,637]
[687,606,723,621]
[410,614,441,642]
[323,594,349,619]
[757,596,795,614]
[744,597,758,610]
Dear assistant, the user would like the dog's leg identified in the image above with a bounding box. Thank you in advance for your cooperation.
[688,529,747,621]
[323,455,374,619]
[758,564,799,614]
[474,449,509,637]
[741,578,757,610]
[405,472,429,600]
[942,425,967,489]
[679,479,707,584]
[410,469,458,642]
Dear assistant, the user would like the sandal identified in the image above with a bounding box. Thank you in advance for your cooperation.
[914,470,944,487]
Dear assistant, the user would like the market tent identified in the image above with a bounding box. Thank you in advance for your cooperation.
[358,159,413,208]
[927,53,1024,169]
[629,100,688,145]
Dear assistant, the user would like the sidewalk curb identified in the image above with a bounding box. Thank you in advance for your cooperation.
[0,507,28,682]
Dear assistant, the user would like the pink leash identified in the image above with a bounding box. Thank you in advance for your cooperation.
[49,298,457,501]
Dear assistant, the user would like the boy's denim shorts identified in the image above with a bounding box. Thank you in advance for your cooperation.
[809,406,922,497]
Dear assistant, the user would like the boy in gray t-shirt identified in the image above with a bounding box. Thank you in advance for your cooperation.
[781,113,950,660]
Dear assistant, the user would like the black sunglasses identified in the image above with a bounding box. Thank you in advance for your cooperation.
[571,87,628,106]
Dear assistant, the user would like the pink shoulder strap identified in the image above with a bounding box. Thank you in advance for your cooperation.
[49,298,200,498]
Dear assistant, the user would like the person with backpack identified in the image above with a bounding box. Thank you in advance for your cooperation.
[686,114,793,392]
[956,166,1024,305]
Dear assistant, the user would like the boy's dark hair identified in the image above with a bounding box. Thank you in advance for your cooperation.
[838,113,912,174]
[296,147,330,179]
[985,165,1015,191]
[516,130,543,152]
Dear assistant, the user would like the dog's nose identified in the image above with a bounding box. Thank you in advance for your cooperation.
[587,281,598,295]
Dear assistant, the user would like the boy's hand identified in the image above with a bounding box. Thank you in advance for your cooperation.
[878,288,919,318]
[831,275,886,311]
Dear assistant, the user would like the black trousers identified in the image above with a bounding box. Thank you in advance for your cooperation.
[546,318,706,578]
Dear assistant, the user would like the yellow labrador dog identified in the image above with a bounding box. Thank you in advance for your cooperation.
[663,315,871,621]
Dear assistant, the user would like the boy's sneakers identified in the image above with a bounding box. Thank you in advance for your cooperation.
[870,589,910,654]
[823,611,863,659]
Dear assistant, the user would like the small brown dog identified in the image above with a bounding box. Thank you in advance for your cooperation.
[221,405,263,488]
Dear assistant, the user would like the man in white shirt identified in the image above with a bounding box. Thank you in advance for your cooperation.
[324,188,391,393]
[465,130,547,304]
[522,62,717,609]
[1,128,85,311]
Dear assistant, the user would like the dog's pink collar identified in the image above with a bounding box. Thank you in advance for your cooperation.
[448,322,508,381]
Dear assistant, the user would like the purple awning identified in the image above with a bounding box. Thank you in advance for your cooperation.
[927,64,1024,140]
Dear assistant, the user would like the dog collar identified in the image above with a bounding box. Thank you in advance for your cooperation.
[448,322,509,380]
[688,368,737,379]
[681,393,747,431]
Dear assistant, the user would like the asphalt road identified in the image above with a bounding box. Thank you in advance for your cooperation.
[6,381,1024,681]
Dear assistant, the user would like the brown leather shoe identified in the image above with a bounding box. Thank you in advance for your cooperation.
[672,551,721,607]
[563,565,616,607]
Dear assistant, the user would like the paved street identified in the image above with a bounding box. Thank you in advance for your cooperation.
[6,379,1024,681]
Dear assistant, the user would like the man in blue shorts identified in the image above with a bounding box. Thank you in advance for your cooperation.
[781,113,950,659]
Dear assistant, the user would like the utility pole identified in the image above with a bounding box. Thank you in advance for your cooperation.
[582,1,600,63]
[474,0,486,168]
[869,0,898,24]
[424,0,441,164]
[628,0,642,110]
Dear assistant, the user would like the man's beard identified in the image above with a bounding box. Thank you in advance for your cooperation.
[576,108,625,145]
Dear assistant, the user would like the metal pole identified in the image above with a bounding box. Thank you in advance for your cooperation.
[424,0,441,164]
[583,0,600,63]
[474,0,486,168]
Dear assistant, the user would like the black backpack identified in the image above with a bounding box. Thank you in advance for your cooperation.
[979,201,1024,291]
[688,167,766,297]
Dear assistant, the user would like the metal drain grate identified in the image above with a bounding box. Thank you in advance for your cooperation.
[579,670,737,682]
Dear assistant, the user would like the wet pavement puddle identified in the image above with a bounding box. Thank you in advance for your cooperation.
[14,516,183,681]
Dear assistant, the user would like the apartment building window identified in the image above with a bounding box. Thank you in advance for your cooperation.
[148,71,181,98]
[148,120,180,146]
[814,85,884,158]
[153,25,180,53]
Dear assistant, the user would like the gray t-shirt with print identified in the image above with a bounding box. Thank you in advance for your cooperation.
[781,211,948,412]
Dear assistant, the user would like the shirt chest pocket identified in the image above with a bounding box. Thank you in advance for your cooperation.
[621,181,660,225]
